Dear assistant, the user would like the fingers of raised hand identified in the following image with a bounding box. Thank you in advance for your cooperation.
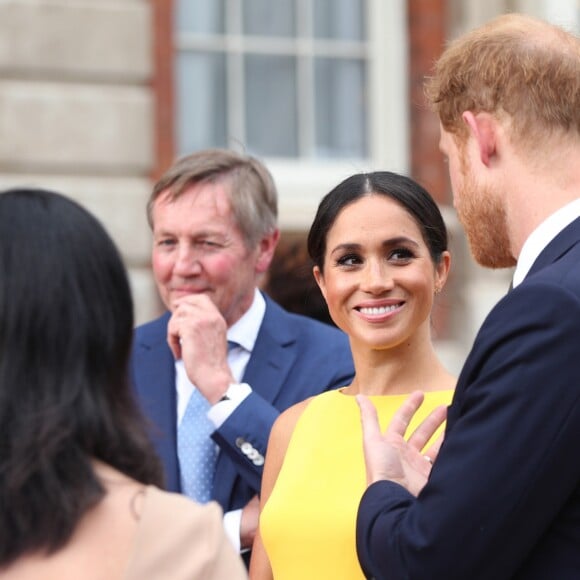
[422,429,446,464]
[168,298,227,347]
[172,292,214,312]
[356,394,382,441]
[166,316,183,359]
[385,391,425,438]
[407,405,448,456]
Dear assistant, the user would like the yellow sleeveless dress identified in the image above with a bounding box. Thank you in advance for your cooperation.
[259,388,454,579]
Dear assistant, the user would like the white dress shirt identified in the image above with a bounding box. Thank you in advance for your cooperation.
[512,198,580,289]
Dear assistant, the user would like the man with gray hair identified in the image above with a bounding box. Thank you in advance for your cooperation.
[131,148,354,559]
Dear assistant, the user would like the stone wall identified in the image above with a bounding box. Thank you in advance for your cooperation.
[3,0,570,371]
[0,0,160,325]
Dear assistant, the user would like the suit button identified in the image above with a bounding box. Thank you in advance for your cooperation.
[241,442,253,455]
[235,437,246,448]
[253,454,265,466]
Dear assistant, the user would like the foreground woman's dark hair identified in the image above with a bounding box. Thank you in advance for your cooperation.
[0,188,163,566]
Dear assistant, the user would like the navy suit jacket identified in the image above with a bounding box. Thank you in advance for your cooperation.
[357,217,580,580]
[131,293,354,513]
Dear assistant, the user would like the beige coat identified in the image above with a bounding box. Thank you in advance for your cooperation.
[126,486,247,580]
[2,467,247,580]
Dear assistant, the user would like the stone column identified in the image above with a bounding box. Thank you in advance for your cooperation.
[0,0,160,324]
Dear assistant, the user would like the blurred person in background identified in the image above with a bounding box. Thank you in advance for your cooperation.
[0,188,247,580]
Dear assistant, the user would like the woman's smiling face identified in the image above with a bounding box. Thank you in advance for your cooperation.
[314,193,449,351]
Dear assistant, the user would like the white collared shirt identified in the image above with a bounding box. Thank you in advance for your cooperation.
[512,198,580,289]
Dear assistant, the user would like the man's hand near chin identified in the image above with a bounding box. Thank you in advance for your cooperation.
[167,294,234,404]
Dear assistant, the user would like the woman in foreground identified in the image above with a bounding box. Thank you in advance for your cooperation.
[0,188,246,580]
[250,172,455,579]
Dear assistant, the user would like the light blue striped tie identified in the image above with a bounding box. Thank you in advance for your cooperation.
[177,341,238,503]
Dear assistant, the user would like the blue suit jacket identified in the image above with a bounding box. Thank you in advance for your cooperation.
[357,217,580,580]
[131,293,354,513]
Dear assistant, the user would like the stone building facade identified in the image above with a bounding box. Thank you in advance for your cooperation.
[0,0,577,374]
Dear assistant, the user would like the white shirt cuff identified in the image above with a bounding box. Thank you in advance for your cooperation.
[208,382,252,428]
[223,508,242,552]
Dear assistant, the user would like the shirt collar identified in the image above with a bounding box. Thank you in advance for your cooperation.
[226,288,265,353]
[512,198,580,288]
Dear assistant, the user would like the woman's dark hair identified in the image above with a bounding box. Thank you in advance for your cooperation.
[307,172,448,271]
[0,189,163,566]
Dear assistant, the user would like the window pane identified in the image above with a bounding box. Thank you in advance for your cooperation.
[176,0,225,34]
[315,57,366,158]
[245,55,298,157]
[176,52,227,155]
[243,0,295,37]
[313,0,365,40]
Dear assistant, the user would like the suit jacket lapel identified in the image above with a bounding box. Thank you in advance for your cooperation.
[527,217,580,279]
[241,295,297,404]
[133,313,181,491]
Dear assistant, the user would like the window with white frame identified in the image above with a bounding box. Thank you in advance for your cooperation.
[175,0,369,160]
[174,0,408,229]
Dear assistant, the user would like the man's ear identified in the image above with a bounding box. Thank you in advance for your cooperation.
[461,111,497,167]
[255,229,280,273]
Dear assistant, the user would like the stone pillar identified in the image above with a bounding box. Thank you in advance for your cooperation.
[0,0,160,324]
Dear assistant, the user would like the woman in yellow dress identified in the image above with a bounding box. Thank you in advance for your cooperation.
[250,171,456,579]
